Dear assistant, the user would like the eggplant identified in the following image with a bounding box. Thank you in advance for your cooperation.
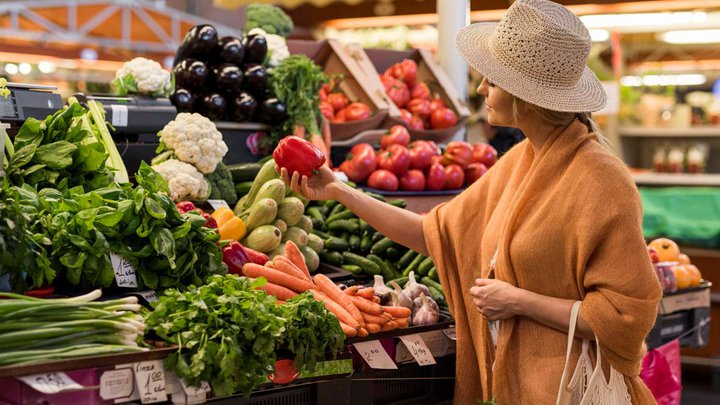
[170,88,194,113]
[214,64,244,97]
[242,65,268,98]
[230,92,258,122]
[243,34,268,65]
[218,36,245,65]
[196,93,227,121]
[256,98,287,124]
[173,59,208,90]
[176,24,218,62]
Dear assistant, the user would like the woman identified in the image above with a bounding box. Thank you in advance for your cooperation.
[282,0,661,403]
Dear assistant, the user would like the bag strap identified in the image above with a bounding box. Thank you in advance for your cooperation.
[558,301,582,394]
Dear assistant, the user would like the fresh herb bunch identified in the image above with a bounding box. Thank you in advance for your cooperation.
[269,55,327,139]
[279,292,345,371]
[146,275,286,397]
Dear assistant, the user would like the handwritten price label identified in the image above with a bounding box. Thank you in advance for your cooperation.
[100,369,134,399]
[137,290,158,302]
[133,360,168,404]
[399,334,436,366]
[207,199,230,210]
[18,372,83,394]
[352,341,397,369]
[111,253,137,288]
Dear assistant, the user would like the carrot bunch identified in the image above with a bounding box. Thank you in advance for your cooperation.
[242,241,411,338]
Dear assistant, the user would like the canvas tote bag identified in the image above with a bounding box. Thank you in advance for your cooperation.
[556,301,633,405]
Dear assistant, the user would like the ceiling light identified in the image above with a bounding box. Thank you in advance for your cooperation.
[590,29,610,42]
[4,63,18,75]
[37,61,56,73]
[660,29,720,44]
[621,74,707,87]
[580,11,706,29]
[80,48,98,61]
[18,63,31,75]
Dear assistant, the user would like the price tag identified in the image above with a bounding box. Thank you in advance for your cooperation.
[18,372,84,394]
[138,290,158,302]
[100,369,134,399]
[179,379,210,404]
[352,341,397,369]
[133,360,168,404]
[207,199,230,210]
[399,334,436,366]
[111,104,129,127]
[163,371,182,395]
[111,253,137,288]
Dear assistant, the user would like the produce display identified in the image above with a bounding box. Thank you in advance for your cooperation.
[647,237,704,293]
[337,129,498,192]
[319,76,373,124]
[112,57,173,97]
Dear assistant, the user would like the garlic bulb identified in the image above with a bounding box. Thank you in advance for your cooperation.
[404,271,430,301]
[412,294,440,326]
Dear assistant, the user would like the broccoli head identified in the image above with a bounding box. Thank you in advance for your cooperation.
[204,162,238,205]
[245,4,294,37]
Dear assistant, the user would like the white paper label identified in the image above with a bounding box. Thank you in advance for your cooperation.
[133,360,168,404]
[207,199,230,210]
[352,341,397,369]
[178,379,210,404]
[138,290,158,302]
[399,334,436,366]
[111,104,129,127]
[163,371,182,395]
[100,369,134,399]
[111,253,137,288]
[19,372,83,394]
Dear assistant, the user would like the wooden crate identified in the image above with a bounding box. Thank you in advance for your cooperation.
[287,39,390,140]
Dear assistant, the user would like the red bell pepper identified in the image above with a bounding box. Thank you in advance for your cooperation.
[176,201,196,213]
[273,135,326,177]
[222,241,250,275]
[201,212,218,229]
[244,245,269,265]
[341,143,377,183]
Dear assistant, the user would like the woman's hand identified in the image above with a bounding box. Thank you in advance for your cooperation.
[279,166,346,202]
[469,278,523,321]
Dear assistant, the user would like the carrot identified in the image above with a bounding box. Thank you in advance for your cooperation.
[381,305,412,318]
[395,317,410,329]
[349,295,383,315]
[380,320,398,332]
[362,313,389,325]
[340,322,357,337]
[243,263,315,293]
[310,289,360,329]
[372,296,381,304]
[365,323,381,334]
[357,287,375,300]
[343,286,360,296]
[314,274,365,327]
[285,241,312,280]
[258,283,298,301]
[272,258,308,281]
[357,327,369,337]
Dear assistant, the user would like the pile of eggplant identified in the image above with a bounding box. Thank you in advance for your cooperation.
[170,24,288,125]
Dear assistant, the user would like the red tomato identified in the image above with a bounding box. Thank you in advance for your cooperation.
[345,102,371,122]
[387,79,410,108]
[425,140,442,156]
[408,141,434,170]
[381,125,411,149]
[425,162,447,191]
[399,59,418,86]
[411,82,431,100]
[367,169,399,191]
[444,164,465,189]
[333,108,347,123]
[399,169,426,191]
[407,98,432,120]
[327,93,349,112]
[322,83,333,94]
[429,99,446,112]
[319,101,334,120]
[341,143,377,183]
[319,88,327,102]
[399,109,412,125]
[442,141,473,168]
[408,115,425,130]
[431,107,458,129]
[464,163,488,186]
[377,144,411,176]
[472,143,498,168]
[380,74,395,91]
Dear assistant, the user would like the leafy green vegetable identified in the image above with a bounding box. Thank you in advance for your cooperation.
[204,162,238,205]
[245,4,294,37]
[111,74,138,96]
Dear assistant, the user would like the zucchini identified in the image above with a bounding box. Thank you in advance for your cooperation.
[329,203,345,217]
[320,250,344,266]
[341,264,362,275]
[310,229,330,240]
[398,250,418,269]
[326,210,355,224]
[328,219,360,234]
[417,257,434,276]
[234,181,253,195]
[342,252,381,275]
[403,254,425,277]
[325,237,349,251]
[349,234,361,251]
[370,237,394,256]
[385,246,403,261]
[388,199,407,208]
[227,163,262,182]
[360,234,373,252]
[421,276,443,292]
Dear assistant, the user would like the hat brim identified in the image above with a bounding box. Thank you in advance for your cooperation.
[456,22,607,113]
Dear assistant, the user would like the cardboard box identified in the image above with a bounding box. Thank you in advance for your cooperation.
[351,47,471,143]
[659,286,711,315]
[287,39,389,140]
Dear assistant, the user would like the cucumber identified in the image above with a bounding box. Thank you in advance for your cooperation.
[227,163,262,182]
[370,237,394,256]
[340,232,350,241]
[349,219,364,235]
[344,181,357,188]
[403,254,425,277]
[328,219,360,234]
[363,191,385,201]
[358,219,370,233]
[324,200,339,210]
[310,229,330,240]
[428,286,446,308]
[421,277,443,292]
[318,205,330,216]
[329,203,345,217]
[385,246,403,261]
[428,267,438,281]
[360,234,373,252]
[388,276,408,287]
[326,209,355,224]
[325,237,349,252]
[368,255,395,280]
[398,250,418,269]
[384,259,403,280]
[417,256,434,276]
[341,264,362,275]
[307,207,325,221]
[234,181,253,195]
[311,218,326,231]
[349,234,361,251]
[371,232,384,243]
[320,250,344,266]
[342,252,381,275]
[388,199,407,208]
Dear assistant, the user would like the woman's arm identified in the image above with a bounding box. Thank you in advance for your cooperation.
[281,167,428,255]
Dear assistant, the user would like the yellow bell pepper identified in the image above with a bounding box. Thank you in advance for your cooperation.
[211,207,235,227]
[218,216,247,241]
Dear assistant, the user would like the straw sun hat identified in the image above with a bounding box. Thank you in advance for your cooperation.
[456,0,607,113]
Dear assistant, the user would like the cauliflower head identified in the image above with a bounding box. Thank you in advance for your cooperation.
[152,159,209,202]
[114,57,172,97]
[158,113,228,174]
[248,28,289,68]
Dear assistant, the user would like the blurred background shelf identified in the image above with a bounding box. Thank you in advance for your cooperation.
[619,127,720,138]
[633,173,720,187]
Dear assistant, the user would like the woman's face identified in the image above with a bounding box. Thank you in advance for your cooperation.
[477,77,515,127]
